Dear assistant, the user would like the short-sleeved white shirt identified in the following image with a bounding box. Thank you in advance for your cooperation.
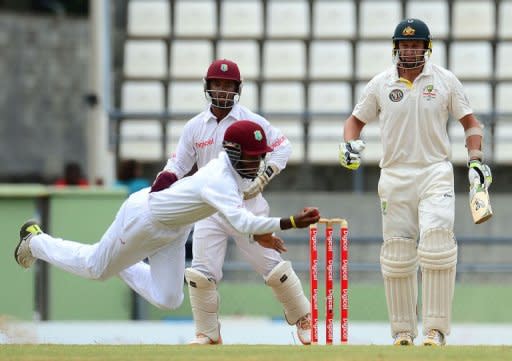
[353,62,473,168]
[164,103,291,178]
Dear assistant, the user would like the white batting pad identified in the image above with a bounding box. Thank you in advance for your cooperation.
[380,237,419,338]
[264,261,310,325]
[185,268,221,342]
[418,228,457,336]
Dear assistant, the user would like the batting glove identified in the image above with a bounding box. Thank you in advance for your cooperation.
[150,171,178,193]
[339,139,366,170]
[468,160,492,189]
[243,164,279,200]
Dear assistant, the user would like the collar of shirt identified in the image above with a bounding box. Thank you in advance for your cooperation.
[202,103,243,123]
[390,61,434,86]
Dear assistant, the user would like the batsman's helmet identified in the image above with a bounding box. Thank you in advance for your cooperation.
[204,59,242,109]
[223,120,273,179]
[392,18,432,55]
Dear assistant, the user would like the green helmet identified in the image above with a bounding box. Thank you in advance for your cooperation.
[392,18,432,54]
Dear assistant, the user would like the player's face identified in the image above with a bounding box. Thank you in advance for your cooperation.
[397,40,426,69]
[207,79,239,108]
[237,153,265,179]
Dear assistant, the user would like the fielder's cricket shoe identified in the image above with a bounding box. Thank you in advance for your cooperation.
[189,333,222,345]
[393,331,414,346]
[296,313,312,345]
[423,329,446,346]
[14,220,42,269]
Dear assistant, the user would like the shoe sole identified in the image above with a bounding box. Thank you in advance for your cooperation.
[14,220,41,266]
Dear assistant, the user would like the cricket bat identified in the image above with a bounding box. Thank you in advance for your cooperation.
[469,183,493,224]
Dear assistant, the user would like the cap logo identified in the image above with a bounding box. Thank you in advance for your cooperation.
[220,63,228,72]
[402,26,416,36]
[254,130,263,141]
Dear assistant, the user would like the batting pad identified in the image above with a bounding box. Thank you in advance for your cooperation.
[185,268,221,341]
[418,228,457,336]
[380,237,419,337]
[265,261,310,325]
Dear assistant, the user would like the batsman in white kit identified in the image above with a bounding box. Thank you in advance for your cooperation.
[149,59,312,345]
[339,19,493,346]
[14,121,321,334]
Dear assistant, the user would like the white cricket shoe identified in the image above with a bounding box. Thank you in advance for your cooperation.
[393,331,414,346]
[423,329,446,346]
[296,313,312,345]
[14,220,42,269]
[189,333,222,345]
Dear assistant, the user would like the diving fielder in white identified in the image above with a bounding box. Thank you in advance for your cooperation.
[338,19,492,346]
[150,59,311,345]
[14,121,321,324]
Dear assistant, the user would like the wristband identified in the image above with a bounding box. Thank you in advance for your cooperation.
[289,215,297,228]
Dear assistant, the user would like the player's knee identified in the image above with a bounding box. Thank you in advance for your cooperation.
[155,291,184,310]
[418,228,457,269]
[380,237,418,277]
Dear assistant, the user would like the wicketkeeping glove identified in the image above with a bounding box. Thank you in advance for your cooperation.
[243,164,279,200]
[338,139,366,170]
[150,171,178,193]
[468,160,492,190]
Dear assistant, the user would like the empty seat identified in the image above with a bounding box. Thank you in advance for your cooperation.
[313,0,356,38]
[356,41,391,80]
[170,40,213,79]
[462,82,492,114]
[263,41,306,79]
[239,81,258,110]
[120,120,162,161]
[359,0,401,39]
[127,0,170,37]
[220,0,263,38]
[166,119,188,153]
[267,0,309,38]
[452,0,494,39]
[309,118,342,163]
[449,42,492,79]
[261,82,304,113]
[269,119,304,163]
[496,42,512,80]
[309,82,352,114]
[406,1,449,39]
[124,40,167,78]
[309,41,352,80]
[216,41,260,79]
[168,81,206,114]
[174,0,216,37]
[499,1,512,39]
[429,40,447,68]
[496,83,512,113]
[448,121,468,164]
[494,120,512,163]
[121,82,165,112]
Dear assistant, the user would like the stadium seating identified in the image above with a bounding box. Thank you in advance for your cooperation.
[263,41,306,79]
[313,0,356,38]
[309,41,352,80]
[127,0,170,37]
[452,0,494,39]
[174,0,216,38]
[220,0,263,38]
[217,40,260,80]
[359,0,401,39]
[406,1,449,39]
[267,0,309,38]
[123,40,167,78]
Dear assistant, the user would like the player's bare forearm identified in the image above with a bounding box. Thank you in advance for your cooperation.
[253,233,287,253]
[343,115,365,141]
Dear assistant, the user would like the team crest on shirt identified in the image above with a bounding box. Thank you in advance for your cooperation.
[389,89,404,102]
[422,84,437,101]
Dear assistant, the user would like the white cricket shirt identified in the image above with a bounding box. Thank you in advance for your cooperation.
[353,62,473,168]
[148,151,281,234]
[164,103,291,177]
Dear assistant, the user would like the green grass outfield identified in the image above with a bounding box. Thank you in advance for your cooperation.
[149,283,512,323]
[1,345,512,361]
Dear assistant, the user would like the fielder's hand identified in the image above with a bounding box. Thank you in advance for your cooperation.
[150,171,178,193]
[243,164,279,200]
[280,207,320,230]
[468,160,492,189]
[339,139,366,170]
[253,233,287,253]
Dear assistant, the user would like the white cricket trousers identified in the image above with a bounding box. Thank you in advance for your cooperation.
[191,194,283,282]
[29,189,192,310]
